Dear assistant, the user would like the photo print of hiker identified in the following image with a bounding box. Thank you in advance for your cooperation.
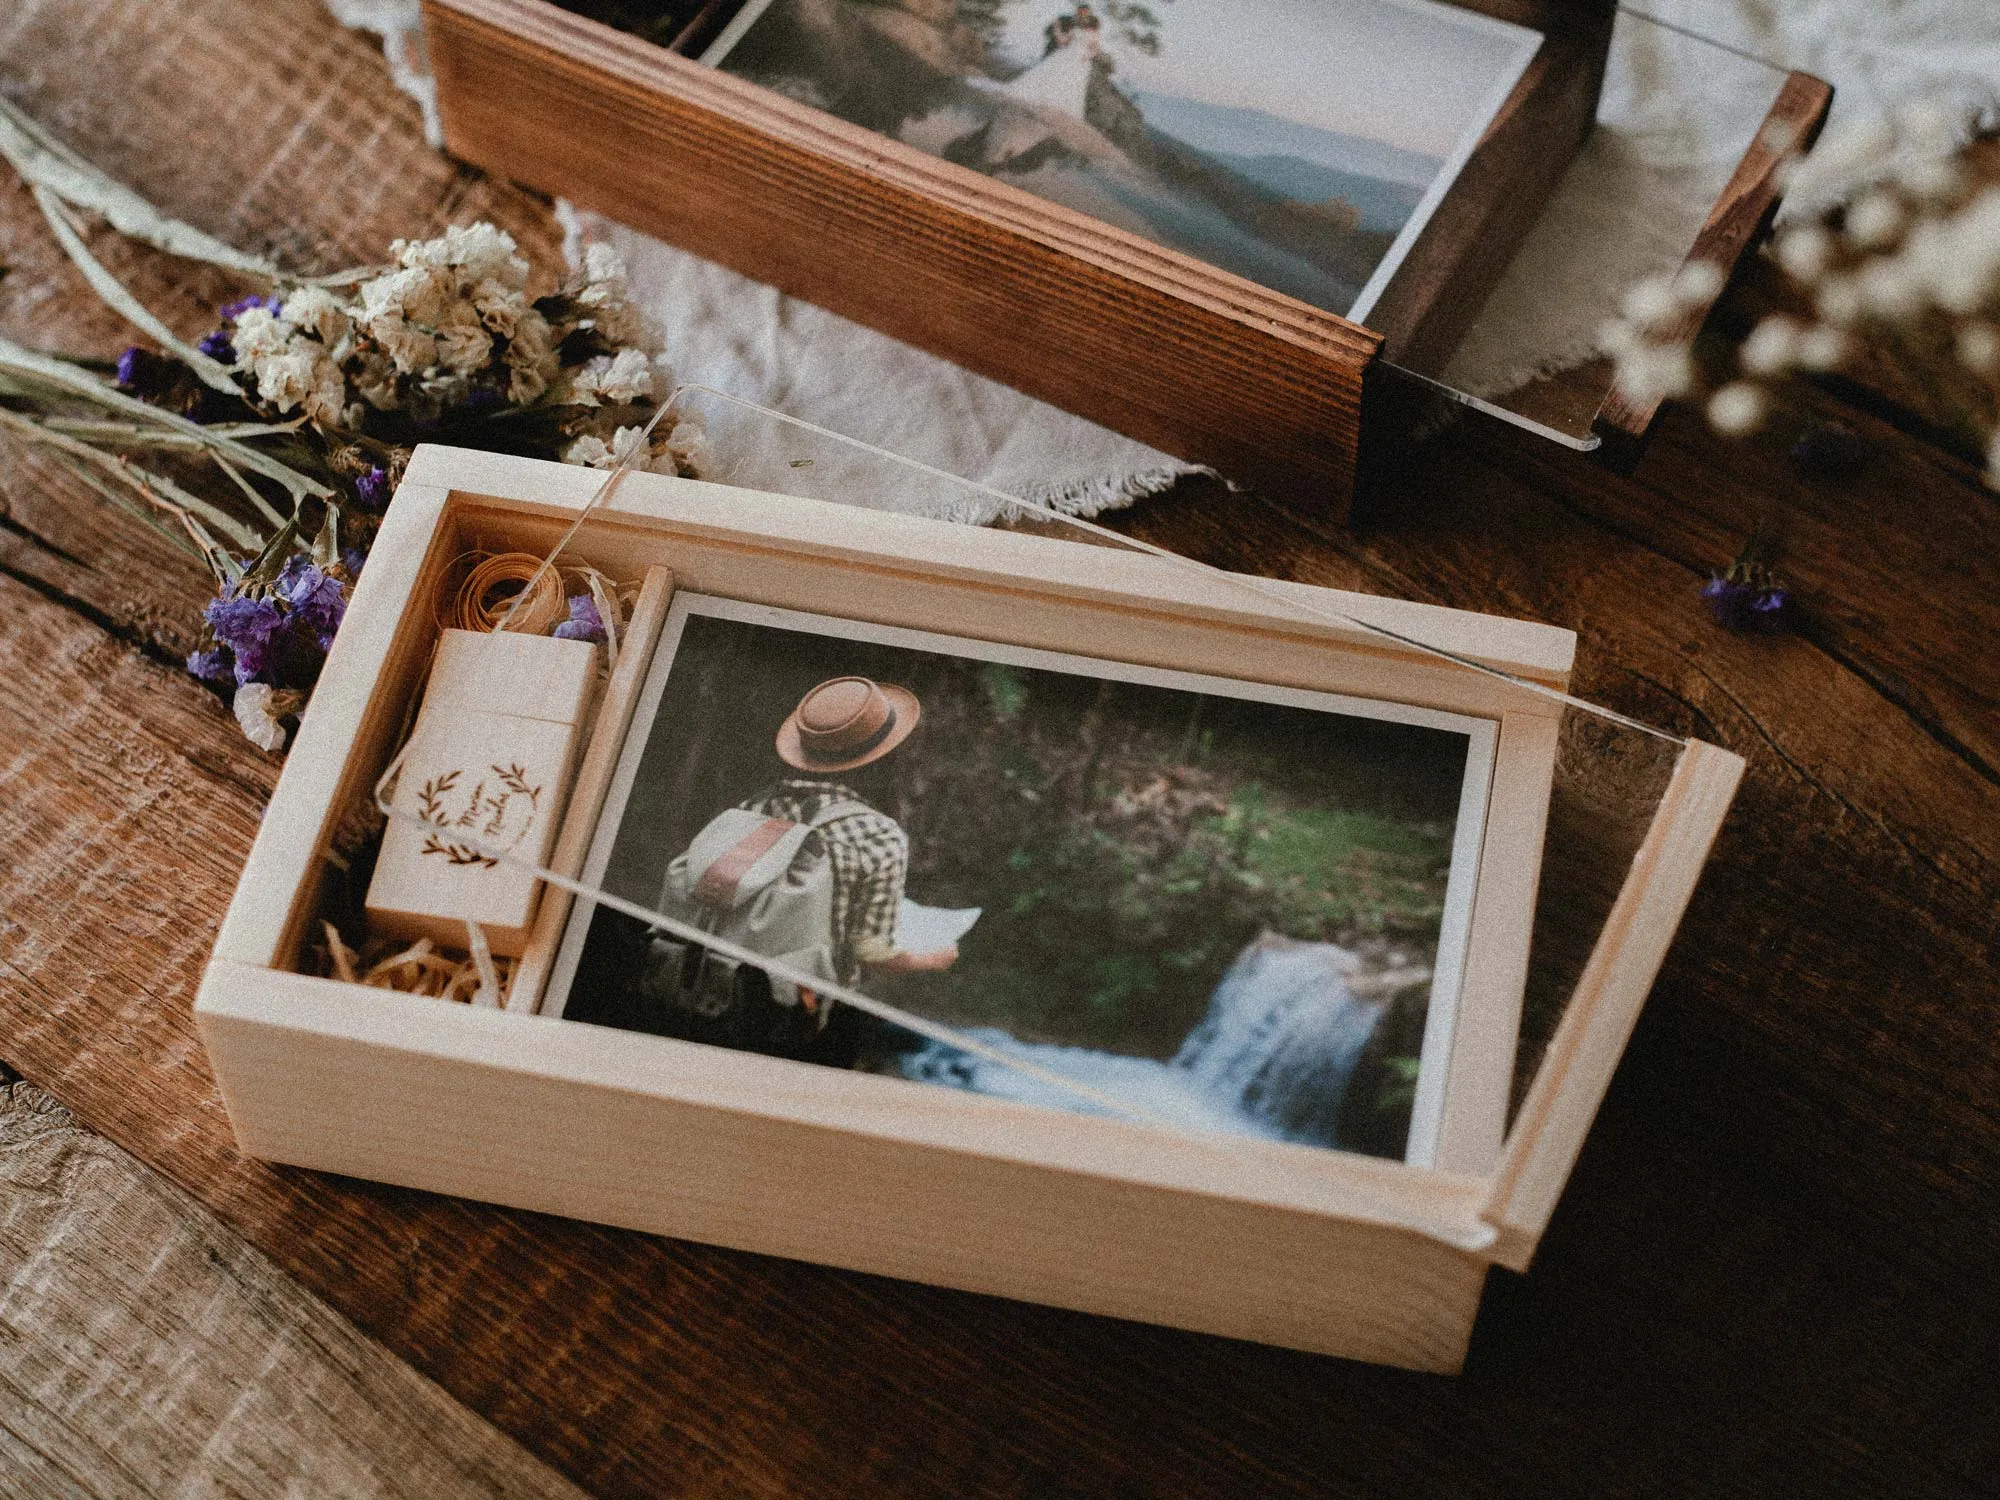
[549,596,1496,1162]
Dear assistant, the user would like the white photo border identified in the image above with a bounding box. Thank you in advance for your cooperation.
[546,592,1502,1170]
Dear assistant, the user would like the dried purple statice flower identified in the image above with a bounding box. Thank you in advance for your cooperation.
[203,591,288,683]
[185,646,236,687]
[353,465,391,512]
[1701,575,1790,631]
[114,345,177,399]
[219,293,282,321]
[205,595,287,678]
[552,592,606,644]
[1702,534,1792,633]
[190,293,280,373]
[275,555,348,650]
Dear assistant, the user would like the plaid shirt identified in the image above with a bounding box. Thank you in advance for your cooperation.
[740,779,907,978]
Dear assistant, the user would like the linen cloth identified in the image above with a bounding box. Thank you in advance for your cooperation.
[334,0,2000,508]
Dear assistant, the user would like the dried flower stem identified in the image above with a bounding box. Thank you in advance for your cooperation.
[38,444,212,567]
[0,404,264,550]
[0,96,281,278]
[36,416,306,446]
[209,451,289,532]
[0,336,333,503]
[30,185,243,395]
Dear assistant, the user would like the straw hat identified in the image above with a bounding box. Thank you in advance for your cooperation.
[775,676,922,772]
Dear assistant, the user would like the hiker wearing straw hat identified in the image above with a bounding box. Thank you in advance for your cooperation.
[743,675,958,983]
[642,674,958,1061]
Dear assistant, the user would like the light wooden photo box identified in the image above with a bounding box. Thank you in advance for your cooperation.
[197,445,1743,1372]
[419,0,1829,516]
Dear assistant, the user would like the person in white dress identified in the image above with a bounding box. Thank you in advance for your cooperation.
[978,5,1103,120]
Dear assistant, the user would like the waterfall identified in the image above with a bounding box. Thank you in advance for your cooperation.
[1172,936,1386,1147]
[889,934,1388,1150]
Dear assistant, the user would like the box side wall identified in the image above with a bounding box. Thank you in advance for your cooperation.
[196,980,1486,1372]
[421,0,1378,513]
[211,484,462,971]
[1483,740,1747,1267]
[440,505,1574,724]
[394,446,1576,685]
[1367,4,1613,368]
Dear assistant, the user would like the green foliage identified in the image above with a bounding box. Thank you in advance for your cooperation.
[1104,0,1170,56]
[955,0,1013,47]
[892,661,1455,1061]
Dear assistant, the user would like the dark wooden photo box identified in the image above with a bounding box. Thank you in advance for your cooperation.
[196,445,1746,1373]
[420,0,1827,518]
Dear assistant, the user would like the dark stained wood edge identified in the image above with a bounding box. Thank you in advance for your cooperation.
[1595,70,1835,449]
[1366,3,1615,370]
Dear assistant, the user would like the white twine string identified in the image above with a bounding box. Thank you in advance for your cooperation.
[663,384,1687,746]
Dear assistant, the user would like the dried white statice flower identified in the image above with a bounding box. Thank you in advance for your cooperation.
[282,285,354,356]
[1897,156,1966,205]
[233,681,305,752]
[228,303,350,424]
[1794,325,1848,372]
[562,424,657,471]
[391,221,531,289]
[570,241,659,350]
[193,220,698,473]
[556,346,657,407]
[1774,224,1833,283]
[1857,259,1926,321]
[1958,323,2000,374]
[1609,343,1695,407]
[503,311,558,404]
[1815,275,1864,327]
[1620,275,1680,330]
[1844,191,1906,251]
[1740,317,1802,378]
[1707,383,1767,437]
[1611,102,1998,488]
[661,419,711,477]
[1909,189,2000,314]
[1672,261,1726,307]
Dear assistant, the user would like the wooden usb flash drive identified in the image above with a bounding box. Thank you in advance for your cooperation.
[366,627,597,955]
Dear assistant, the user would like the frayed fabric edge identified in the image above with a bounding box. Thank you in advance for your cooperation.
[924,465,1210,528]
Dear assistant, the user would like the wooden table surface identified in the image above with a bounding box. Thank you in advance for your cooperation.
[1,2,1995,1496]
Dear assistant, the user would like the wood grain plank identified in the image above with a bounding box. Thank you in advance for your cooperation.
[0,1,1997,1496]
[1438,392,2000,889]
[0,1082,589,1500]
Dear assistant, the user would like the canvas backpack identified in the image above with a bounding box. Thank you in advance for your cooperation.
[634,798,870,1056]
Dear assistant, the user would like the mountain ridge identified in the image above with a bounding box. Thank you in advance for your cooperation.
[1127,89,1441,189]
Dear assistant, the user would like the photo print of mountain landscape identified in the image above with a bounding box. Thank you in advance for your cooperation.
[699,0,1540,320]
[547,597,1499,1164]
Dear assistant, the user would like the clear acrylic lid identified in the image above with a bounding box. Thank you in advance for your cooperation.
[1389,6,1803,449]
[351,384,1738,1253]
